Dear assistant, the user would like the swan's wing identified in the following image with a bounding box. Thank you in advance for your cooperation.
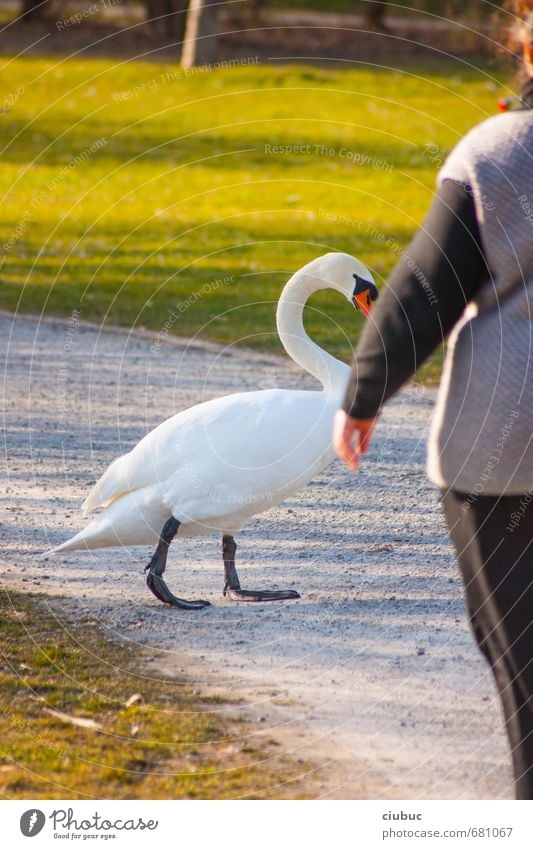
[82,388,332,515]
[82,395,246,513]
[81,402,206,514]
[164,387,339,527]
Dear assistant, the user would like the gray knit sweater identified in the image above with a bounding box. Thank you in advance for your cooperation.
[427,108,533,494]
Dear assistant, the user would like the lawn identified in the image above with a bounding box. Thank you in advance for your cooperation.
[0,590,311,798]
[0,55,509,382]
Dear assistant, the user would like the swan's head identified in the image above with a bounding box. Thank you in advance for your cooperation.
[295,252,378,318]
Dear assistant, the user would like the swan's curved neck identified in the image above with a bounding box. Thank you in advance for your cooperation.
[276,271,349,395]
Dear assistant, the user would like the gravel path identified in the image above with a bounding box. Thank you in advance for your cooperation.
[1,311,513,799]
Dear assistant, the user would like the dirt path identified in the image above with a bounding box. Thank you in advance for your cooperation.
[1,311,513,799]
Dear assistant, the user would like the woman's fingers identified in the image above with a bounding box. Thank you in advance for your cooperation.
[333,410,377,471]
[357,417,377,455]
[332,410,360,469]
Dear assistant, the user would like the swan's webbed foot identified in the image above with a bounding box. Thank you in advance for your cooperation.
[145,517,210,610]
[224,586,300,602]
[146,569,210,609]
[222,534,300,603]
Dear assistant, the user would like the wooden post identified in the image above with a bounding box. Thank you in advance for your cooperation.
[181,0,220,69]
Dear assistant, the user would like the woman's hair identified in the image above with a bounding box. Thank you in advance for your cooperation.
[524,11,533,43]
[510,1,533,33]
[501,1,533,71]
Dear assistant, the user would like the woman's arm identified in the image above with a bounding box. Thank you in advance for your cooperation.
[342,179,489,420]
[335,179,489,469]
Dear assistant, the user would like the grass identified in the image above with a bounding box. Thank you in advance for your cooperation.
[0,56,510,383]
[0,590,311,799]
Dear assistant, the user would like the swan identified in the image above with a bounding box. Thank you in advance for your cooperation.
[48,253,377,609]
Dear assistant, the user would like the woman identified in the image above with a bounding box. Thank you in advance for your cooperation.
[334,7,533,800]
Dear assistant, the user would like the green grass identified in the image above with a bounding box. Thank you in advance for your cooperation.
[0,56,510,382]
[0,590,311,799]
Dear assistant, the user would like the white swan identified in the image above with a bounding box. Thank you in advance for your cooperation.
[48,253,377,608]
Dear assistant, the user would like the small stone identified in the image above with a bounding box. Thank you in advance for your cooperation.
[417,647,426,656]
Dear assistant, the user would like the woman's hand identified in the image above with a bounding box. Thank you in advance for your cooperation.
[333,409,378,471]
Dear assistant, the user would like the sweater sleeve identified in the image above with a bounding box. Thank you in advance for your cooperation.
[342,179,489,420]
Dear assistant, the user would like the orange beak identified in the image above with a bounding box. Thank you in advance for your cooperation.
[353,289,373,318]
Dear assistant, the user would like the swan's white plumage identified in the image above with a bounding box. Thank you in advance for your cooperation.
[49,252,373,555]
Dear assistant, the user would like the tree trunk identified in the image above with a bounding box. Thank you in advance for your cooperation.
[181,0,220,69]
[168,0,190,42]
[144,0,189,41]
[21,0,46,20]
[364,1,387,30]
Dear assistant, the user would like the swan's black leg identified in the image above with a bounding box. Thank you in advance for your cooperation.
[145,517,210,610]
[222,534,241,594]
[222,534,300,602]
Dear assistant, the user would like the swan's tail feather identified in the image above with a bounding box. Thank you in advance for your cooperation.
[82,455,130,514]
[43,517,118,556]
[43,528,97,556]
[44,489,165,556]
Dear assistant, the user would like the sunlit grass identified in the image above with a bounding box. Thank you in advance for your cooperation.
[0,590,311,799]
[0,56,509,383]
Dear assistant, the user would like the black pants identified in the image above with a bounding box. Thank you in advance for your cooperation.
[442,490,533,799]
